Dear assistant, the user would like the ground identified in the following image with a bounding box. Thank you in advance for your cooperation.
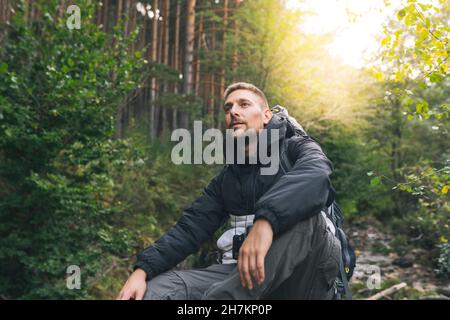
[348,217,450,300]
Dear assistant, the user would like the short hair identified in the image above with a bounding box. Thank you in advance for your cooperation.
[223,82,269,109]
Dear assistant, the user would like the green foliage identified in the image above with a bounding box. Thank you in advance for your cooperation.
[369,1,449,267]
[376,0,449,122]
[0,0,148,299]
[436,243,450,279]
[313,124,375,218]
[86,136,220,299]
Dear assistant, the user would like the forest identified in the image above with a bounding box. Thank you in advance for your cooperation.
[0,0,448,299]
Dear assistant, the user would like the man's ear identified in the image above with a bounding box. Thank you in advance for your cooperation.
[263,107,272,125]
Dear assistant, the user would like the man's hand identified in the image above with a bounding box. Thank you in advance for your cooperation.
[237,219,273,290]
[116,268,148,300]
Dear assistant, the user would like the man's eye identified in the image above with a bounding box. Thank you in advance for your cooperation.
[241,102,249,107]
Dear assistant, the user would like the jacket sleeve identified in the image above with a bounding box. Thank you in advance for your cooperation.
[134,168,229,280]
[253,135,334,235]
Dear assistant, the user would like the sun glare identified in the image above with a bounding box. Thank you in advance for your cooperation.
[286,0,398,68]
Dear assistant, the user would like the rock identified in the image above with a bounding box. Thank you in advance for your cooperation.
[419,295,450,300]
[367,233,377,240]
[437,287,450,297]
[393,254,414,268]
[412,282,425,292]
[357,253,393,267]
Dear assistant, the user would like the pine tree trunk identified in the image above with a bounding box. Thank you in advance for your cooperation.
[194,14,203,97]
[172,0,181,130]
[55,0,65,20]
[130,1,137,50]
[0,0,10,43]
[182,0,197,129]
[102,0,109,32]
[96,1,102,26]
[123,0,130,36]
[136,6,147,130]
[209,19,216,127]
[116,0,123,24]
[231,0,240,82]
[218,0,228,130]
[155,0,164,136]
[161,0,170,135]
[149,0,159,138]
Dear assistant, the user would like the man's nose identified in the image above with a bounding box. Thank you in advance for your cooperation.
[230,103,240,116]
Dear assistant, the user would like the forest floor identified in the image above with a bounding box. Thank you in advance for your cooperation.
[348,216,450,300]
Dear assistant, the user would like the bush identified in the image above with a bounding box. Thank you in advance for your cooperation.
[0,0,146,299]
[436,243,450,280]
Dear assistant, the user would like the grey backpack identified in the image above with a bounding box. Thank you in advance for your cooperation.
[271,105,356,300]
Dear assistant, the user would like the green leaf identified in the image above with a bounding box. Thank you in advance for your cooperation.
[0,63,7,74]
[370,176,382,187]
[429,72,443,83]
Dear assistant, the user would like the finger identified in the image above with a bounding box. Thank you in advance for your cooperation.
[120,290,131,300]
[238,250,246,288]
[243,254,253,290]
[116,291,123,300]
[135,288,145,300]
[249,252,257,287]
[256,253,265,284]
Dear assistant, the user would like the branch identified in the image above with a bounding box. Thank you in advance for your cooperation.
[366,282,407,300]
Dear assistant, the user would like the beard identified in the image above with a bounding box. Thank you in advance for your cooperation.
[228,119,247,137]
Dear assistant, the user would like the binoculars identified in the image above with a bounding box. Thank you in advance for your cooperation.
[232,225,252,260]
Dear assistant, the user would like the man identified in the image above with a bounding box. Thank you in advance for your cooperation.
[117,82,341,300]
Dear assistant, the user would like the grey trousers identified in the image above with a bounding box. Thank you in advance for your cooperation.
[143,213,341,300]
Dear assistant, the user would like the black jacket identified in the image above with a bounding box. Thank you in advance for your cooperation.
[134,115,334,280]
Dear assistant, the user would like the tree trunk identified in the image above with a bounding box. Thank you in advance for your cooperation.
[0,0,10,43]
[161,0,170,136]
[155,0,164,136]
[218,0,228,130]
[209,19,216,127]
[136,6,147,130]
[130,1,137,50]
[181,0,197,129]
[123,0,130,36]
[102,0,109,32]
[116,0,123,25]
[96,1,102,26]
[194,14,203,97]
[149,0,159,138]
[172,0,181,130]
[231,0,240,82]
[55,0,65,21]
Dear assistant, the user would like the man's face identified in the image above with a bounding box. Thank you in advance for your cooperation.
[223,89,272,137]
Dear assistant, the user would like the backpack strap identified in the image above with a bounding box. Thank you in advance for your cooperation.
[280,139,292,174]
[329,205,352,300]
[338,253,353,300]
